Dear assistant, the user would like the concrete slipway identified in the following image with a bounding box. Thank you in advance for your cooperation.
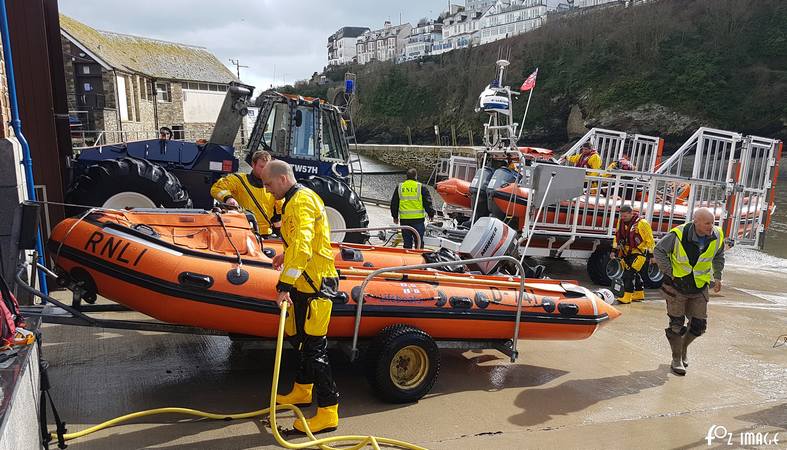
[39,203,786,450]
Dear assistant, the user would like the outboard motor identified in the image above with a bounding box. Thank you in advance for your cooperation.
[485,167,522,225]
[468,166,494,222]
[458,217,517,274]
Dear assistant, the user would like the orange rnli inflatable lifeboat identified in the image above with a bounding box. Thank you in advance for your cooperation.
[48,209,620,341]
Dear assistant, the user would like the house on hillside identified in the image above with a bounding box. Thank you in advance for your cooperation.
[439,7,484,53]
[59,15,239,145]
[327,26,369,66]
[478,0,548,45]
[356,22,412,64]
[403,19,443,61]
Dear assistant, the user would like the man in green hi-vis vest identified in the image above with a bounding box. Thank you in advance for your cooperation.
[654,208,725,376]
[390,168,436,249]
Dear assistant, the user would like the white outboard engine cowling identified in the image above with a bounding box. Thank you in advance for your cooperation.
[458,217,517,274]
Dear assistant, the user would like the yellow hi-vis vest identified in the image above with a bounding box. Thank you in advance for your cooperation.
[669,223,724,288]
[398,180,425,220]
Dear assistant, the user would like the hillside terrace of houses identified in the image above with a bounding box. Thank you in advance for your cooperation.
[356,22,412,64]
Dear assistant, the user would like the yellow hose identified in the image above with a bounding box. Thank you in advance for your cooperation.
[52,304,426,450]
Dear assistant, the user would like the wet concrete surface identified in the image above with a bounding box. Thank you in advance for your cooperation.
[40,202,787,449]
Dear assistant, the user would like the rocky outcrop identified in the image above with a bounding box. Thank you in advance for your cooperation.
[587,104,704,139]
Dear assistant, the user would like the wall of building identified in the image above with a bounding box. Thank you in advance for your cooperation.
[183,88,225,123]
[157,81,185,130]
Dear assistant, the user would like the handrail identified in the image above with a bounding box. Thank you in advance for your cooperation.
[331,225,421,249]
[348,255,528,363]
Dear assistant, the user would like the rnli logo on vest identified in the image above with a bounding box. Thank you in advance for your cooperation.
[84,231,147,266]
[706,425,779,447]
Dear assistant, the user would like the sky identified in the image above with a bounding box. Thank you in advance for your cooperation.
[58,0,451,93]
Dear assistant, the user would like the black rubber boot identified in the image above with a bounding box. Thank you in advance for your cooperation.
[665,328,686,375]
[681,332,698,367]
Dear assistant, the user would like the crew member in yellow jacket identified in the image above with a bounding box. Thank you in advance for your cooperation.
[566,142,602,177]
[611,205,655,303]
[210,150,282,236]
[262,160,340,434]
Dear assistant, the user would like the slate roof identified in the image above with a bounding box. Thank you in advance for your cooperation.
[60,15,237,84]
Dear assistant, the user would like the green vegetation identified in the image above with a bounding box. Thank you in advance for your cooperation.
[295,0,786,146]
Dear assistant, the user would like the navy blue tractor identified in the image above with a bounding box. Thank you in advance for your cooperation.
[65,82,369,243]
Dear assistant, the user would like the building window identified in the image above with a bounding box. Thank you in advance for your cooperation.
[171,125,184,140]
[156,82,171,103]
[131,76,141,120]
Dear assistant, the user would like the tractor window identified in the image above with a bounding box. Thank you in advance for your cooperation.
[291,106,317,158]
[321,110,348,162]
[260,102,288,155]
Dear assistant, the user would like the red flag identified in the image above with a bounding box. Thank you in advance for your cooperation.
[520,68,538,92]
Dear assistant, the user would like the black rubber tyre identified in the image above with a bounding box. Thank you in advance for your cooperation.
[65,157,191,215]
[640,260,664,289]
[587,247,614,286]
[364,324,440,404]
[300,176,368,244]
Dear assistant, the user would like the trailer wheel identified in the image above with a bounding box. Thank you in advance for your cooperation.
[587,248,614,286]
[66,157,191,215]
[300,176,368,243]
[365,324,440,403]
[640,261,664,289]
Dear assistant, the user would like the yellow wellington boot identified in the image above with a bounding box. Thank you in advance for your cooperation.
[632,290,645,302]
[294,404,339,434]
[276,383,313,406]
[617,292,632,304]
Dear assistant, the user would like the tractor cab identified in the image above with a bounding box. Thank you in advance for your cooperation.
[247,92,351,181]
[244,91,368,242]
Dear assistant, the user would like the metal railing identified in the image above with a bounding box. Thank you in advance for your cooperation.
[330,225,421,249]
[71,129,211,150]
[348,255,529,363]
[560,128,663,173]
[437,127,781,255]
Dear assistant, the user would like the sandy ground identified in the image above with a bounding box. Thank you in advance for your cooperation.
[39,204,787,449]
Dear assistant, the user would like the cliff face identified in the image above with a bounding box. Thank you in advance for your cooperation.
[293,0,786,148]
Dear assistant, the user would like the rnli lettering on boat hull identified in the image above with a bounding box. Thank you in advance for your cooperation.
[83,231,146,266]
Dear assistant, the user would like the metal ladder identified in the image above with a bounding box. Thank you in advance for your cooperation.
[340,72,364,196]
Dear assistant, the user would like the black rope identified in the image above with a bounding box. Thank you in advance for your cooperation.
[214,212,243,273]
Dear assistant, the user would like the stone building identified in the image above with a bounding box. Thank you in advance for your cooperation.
[59,15,238,145]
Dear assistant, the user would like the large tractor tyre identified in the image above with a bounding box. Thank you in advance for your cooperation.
[587,247,615,286]
[300,176,368,244]
[640,260,664,289]
[65,157,192,215]
[364,324,440,404]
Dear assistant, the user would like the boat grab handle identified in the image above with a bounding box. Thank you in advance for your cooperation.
[349,255,529,363]
[178,272,214,289]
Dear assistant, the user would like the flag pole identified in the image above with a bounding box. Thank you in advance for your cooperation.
[517,87,534,141]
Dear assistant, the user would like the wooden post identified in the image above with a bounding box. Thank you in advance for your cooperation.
[451,125,457,146]
[407,126,412,145]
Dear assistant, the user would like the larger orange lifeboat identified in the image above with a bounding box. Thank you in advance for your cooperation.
[48,209,620,341]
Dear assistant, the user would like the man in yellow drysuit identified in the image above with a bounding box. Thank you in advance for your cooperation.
[611,205,654,303]
[262,160,340,433]
[210,150,282,236]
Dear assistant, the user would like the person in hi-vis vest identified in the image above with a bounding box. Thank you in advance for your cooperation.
[653,208,725,376]
[390,168,436,249]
